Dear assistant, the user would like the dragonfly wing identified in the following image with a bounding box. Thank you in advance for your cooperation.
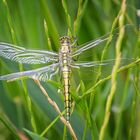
[0,42,58,64]
[71,58,134,68]
[71,60,112,68]
[72,36,109,57]
[0,63,59,82]
[72,24,135,57]
[71,58,135,85]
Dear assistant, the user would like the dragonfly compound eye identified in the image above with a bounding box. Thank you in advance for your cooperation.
[60,36,71,44]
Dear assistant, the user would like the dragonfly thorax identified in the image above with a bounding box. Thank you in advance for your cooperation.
[59,36,71,54]
[59,36,72,73]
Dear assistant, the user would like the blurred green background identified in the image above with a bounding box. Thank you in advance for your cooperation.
[0,0,140,140]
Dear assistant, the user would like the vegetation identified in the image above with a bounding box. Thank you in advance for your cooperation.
[0,0,139,140]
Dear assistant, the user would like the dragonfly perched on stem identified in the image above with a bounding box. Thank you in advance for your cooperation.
[0,25,136,122]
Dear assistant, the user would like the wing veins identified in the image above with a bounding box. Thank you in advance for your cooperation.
[0,63,59,81]
[0,42,58,64]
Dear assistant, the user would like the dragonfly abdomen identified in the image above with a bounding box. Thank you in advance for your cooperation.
[62,67,71,122]
[61,55,71,122]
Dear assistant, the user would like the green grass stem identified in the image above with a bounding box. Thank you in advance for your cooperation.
[99,1,127,139]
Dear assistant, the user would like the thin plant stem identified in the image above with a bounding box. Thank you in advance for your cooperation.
[99,0,126,139]
[62,0,73,37]
[0,112,20,140]
[79,58,140,100]
[40,0,60,50]
[2,0,37,132]
[34,80,78,140]
[74,0,88,36]
[40,112,64,137]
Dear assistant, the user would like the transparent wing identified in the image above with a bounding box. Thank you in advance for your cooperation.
[71,58,135,86]
[0,42,58,64]
[72,24,134,57]
[72,34,110,57]
[0,63,59,82]
[71,60,109,68]
[71,58,134,68]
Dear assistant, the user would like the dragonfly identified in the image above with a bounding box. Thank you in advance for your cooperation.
[0,28,133,122]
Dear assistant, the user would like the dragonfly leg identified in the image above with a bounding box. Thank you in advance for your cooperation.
[49,68,59,80]
[70,65,80,69]
[70,36,78,48]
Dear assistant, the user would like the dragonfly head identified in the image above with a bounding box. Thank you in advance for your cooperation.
[60,36,71,45]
